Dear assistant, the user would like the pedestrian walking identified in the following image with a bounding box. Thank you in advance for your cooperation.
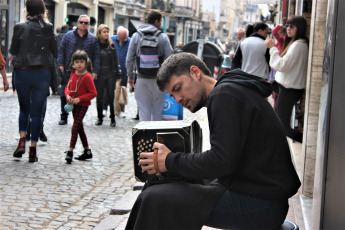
[110,26,131,118]
[265,15,309,143]
[126,10,173,121]
[232,22,270,80]
[64,50,97,164]
[10,0,57,162]
[94,24,120,127]
[58,14,100,125]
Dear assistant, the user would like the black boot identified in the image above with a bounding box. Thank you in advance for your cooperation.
[95,119,103,126]
[59,115,68,125]
[75,149,93,161]
[65,151,73,164]
[39,130,47,142]
[110,118,116,127]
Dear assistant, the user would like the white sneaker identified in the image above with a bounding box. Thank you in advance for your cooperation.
[120,112,126,118]
[102,110,107,117]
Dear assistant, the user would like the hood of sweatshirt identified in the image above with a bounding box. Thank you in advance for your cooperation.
[216,69,272,98]
[138,24,159,34]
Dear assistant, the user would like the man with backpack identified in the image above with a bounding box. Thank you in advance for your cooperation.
[126,10,173,121]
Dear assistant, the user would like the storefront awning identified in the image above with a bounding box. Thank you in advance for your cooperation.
[130,19,144,30]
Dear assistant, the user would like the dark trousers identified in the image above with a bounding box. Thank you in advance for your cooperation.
[94,75,115,120]
[206,190,288,230]
[14,69,51,142]
[70,105,88,149]
[60,71,71,120]
[274,83,304,143]
[27,98,47,138]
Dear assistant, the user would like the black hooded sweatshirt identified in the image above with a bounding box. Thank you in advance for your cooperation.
[166,69,301,200]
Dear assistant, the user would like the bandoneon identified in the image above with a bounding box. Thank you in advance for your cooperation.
[132,120,203,182]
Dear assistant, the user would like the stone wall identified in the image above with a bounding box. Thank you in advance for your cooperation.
[301,0,328,198]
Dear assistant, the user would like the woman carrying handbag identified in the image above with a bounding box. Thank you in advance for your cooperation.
[10,0,57,162]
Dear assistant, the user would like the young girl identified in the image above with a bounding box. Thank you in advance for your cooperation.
[265,16,309,143]
[64,50,97,164]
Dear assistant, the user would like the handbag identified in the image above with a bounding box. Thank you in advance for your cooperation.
[51,58,65,94]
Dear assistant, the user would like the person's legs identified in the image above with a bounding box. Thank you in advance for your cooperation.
[274,84,304,143]
[39,97,48,142]
[59,71,70,124]
[150,80,165,121]
[94,77,106,124]
[16,69,50,162]
[126,182,226,230]
[65,105,88,163]
[105,77,116,126]
[72,106,93,161]
[102,90,109,115]
[29,69,51,144]
[13,70,31,157]
[134,78,152,121]
[206,190,288,230]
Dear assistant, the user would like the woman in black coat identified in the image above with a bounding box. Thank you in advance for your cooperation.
[10,0,57,162]
[94,24,120,127]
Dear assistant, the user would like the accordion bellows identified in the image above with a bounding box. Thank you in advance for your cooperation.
[132,120,203,182]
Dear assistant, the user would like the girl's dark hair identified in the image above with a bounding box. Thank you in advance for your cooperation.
[281,15,309,56]
[69,50,93,73]
[26,0,46,16]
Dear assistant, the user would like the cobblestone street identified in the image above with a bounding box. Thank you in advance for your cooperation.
[0,89,210,229]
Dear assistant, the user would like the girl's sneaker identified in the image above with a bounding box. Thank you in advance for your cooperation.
[65,151,73,164]
[75,149,93,161]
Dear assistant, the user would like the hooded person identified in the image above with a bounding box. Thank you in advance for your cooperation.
[125,53,300,230]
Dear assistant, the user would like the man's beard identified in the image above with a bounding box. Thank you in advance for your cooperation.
[190,94,206,113]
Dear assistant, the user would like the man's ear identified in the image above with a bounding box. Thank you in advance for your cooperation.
[190,66,201,80]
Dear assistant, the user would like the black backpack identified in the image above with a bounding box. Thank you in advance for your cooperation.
[136,30,163,76]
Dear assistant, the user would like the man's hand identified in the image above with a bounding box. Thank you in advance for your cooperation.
[59,66,64,72]
[139,142,171,175]
[92,73,98,80]
[128,79,135,88]
[265,37,275,49]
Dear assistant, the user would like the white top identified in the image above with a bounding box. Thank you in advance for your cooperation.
[269,39,309,89]
[240,36,270,79]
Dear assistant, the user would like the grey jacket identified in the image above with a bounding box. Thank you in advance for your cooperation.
[126,24,173,80]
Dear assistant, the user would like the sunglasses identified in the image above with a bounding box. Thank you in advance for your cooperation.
[79,21,89,25]
[285,24,295,29]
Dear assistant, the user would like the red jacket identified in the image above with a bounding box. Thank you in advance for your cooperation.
[65,70,97,107]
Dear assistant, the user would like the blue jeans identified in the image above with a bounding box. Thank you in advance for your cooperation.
[14,69,51,142]
[206,190,288,230]
[60,71,71,120]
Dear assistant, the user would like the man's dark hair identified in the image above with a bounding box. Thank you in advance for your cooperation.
[245,24,254,37]
[156,53,211,91]
[147,10,162,25]
[253,22,268,33]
